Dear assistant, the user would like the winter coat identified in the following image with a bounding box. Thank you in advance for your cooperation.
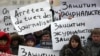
[0,32,12,54]
[84,37,100,56]
[60,44,86,56]
[10,33,24,55]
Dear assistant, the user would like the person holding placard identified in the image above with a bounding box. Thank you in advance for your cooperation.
[59,35,86,56]
[85,28,100,56]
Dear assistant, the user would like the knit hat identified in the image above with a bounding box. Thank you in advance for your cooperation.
[25,34,36,43]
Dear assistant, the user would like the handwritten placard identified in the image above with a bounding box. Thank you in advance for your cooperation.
[51,16,100,50]
[10,1,52,35]
[53,0,100,20]
[18,45,59,56]
[0,6,20,33]
[60,0,100,18]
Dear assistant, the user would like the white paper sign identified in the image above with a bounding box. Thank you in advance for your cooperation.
[18,45,59,56]
[53,0,100,20]
[51,16,100,50]
[0,16,16,33]
[10,1,52,35]
[0,6,20,33]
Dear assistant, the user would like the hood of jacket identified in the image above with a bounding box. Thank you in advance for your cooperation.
[0,32,11,53]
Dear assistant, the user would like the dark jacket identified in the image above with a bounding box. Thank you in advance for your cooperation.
[10,33,24,55]
[84,36,100,56]
[60,44,86,56]
[0,32,12,54]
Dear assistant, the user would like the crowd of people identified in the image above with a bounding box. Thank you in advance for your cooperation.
[0,26,52,55]
[0,26,100,56]
[0,0,100,56]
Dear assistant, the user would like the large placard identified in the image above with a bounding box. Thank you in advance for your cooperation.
[10,1,52,35]
[51,16,100,50]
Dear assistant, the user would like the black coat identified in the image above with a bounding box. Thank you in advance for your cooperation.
[59,44,87,56]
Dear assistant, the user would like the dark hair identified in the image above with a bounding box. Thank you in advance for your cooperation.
[11,33,24,45]
[41,30,51,39]
[0,35,8,41]
[68,35,82,49]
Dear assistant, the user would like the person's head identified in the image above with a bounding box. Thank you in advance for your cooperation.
[0,37,8,46]
[91,28,100,44]
[41,30,51,41]
[24,34,36,47]
[68,35,82,49]
[11,33,24,46]
[0,31,11,52]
